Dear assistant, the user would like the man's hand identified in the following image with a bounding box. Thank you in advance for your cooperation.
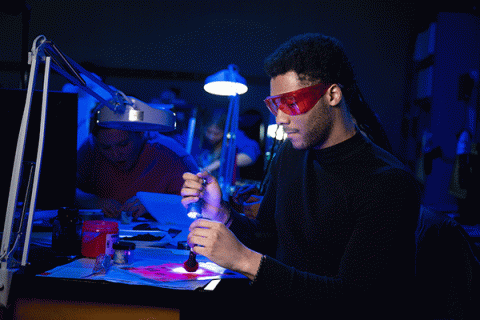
[122,196,147,218]
[187,218,262,280]
[99,198,122,218]
[231,184,263,219]
[181,171,224,222]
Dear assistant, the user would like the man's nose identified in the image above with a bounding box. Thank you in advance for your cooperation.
[276,109,290,126]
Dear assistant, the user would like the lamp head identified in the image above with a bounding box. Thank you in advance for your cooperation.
[204,64,248,96]
[96,97,176,132]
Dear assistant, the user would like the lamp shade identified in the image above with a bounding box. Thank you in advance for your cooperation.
[96,97,176,132]
[204,65,248,96]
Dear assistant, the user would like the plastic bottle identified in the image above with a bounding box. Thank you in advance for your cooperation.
[81,220,119,258]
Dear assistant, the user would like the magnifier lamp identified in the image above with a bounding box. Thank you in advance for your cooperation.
[0,35,175,306]
[204,64,248,201]
[96,95,175,132]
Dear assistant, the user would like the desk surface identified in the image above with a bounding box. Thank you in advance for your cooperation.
[28,217,245,289]
[4,220,251,320]
[37,247,243,291]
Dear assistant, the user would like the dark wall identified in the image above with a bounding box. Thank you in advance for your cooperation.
[0,89,77,228]
[3,1,480,213]
[1,0,421,157]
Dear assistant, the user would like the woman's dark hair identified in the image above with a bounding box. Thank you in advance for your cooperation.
[197,108,227,151]
[204,108,227,131]
[264,33,392,152]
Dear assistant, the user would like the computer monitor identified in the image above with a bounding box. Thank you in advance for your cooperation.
[1,88,77,229]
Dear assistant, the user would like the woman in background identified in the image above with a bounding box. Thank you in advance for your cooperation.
[196,108,261,180]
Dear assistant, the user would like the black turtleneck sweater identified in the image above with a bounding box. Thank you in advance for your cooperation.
[229,133,422,318]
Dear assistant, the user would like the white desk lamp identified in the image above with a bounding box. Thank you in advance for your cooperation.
[0,35,175,307]
[204,64,248,201]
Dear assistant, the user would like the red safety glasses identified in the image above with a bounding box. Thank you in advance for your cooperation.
[264,82,333,116]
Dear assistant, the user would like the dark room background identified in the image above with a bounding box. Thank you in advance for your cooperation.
[1,1,479,211]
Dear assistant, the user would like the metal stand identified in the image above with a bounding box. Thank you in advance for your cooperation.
[185,107,198,154]
[0,35,177,307]
[0,36,51,307]
[218,65,241,201]
[0,34,171,307]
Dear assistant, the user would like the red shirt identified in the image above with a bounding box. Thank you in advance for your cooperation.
[77,135,198,204]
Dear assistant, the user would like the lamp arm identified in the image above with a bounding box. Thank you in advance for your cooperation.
[218,94,240,201]
[35,36,126,113]
[0,37,48,308]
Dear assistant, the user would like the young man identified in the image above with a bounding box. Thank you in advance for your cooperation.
[181,34,421,318]
[76,126,198,218]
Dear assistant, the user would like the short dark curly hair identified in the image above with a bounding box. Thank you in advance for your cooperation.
[264,33,356,89]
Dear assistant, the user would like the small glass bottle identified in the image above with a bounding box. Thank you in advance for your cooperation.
[113,241,136,264]
[52,207,82,257]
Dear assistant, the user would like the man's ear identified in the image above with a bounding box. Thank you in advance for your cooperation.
[327,84,343,107]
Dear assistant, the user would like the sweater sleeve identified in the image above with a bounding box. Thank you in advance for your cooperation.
[228,146,280,257]
[246,169,421,309]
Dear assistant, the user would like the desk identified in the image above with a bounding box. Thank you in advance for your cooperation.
[2,221,251,320]
[8,270,251,320]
